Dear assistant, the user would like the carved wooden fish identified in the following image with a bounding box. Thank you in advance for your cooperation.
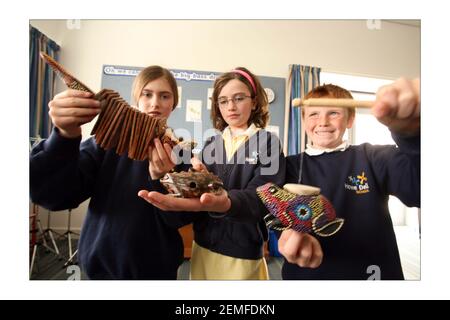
[160,168,224,198]
[256,182,344,237]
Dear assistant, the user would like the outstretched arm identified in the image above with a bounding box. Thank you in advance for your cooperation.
[369,78,421,207]
[30,90,102,210]
[372,78,420,136]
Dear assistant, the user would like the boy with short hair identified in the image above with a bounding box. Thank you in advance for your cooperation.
[280,78,420,280]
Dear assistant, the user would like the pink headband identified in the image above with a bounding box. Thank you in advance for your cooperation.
[232,69,256,94]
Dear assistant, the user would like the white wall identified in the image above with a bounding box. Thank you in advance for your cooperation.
[29,19,420,232]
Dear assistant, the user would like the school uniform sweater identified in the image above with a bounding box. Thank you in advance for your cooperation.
[192,129,286,260]
[283,132,420,280]
[30,128,191,280]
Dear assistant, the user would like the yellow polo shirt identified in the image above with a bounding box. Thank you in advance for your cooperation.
[222,123,260,161]
[190,241,269,280]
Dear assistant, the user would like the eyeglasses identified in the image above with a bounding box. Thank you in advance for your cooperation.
[217,95,252,108]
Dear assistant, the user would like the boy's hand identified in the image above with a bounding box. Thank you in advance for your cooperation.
[48,89,101,138]
[278,229,323,268]
[137,190,231,213]
[372,78,420,136]
[148,138,176,180]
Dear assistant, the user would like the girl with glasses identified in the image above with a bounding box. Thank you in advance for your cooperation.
[140,67,320,279]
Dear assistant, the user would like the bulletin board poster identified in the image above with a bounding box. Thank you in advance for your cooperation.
[101,65,286,149]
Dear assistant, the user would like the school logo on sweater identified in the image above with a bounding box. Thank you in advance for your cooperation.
[345,171,370,194]
[245,151,259,164]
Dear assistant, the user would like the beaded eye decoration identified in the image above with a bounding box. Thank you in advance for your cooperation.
[256,183,344,237]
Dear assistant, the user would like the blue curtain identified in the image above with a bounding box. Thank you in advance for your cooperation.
[29,26,60,141]
[287,65,321,155]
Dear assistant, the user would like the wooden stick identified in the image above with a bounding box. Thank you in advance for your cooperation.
[292,98,374,109]
[40,52,94,94]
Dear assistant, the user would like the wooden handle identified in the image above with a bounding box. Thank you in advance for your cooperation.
[40,52,94,94]
[292,98,374,109]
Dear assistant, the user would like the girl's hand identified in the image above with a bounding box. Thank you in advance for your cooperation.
[48,89,101,138]
[278,229,323,268]
[372,78,420,136]
[191,156,208,172]
[148,138,176,180]
[138,190,231,213]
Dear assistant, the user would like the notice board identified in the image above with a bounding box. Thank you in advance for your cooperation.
[101,65,285,149]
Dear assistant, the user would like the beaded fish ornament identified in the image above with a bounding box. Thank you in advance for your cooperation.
[256,183,344,237]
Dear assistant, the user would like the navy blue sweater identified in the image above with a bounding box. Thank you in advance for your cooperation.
[283,133,420,280]
[30,128,189,280]
[193,130,286,260]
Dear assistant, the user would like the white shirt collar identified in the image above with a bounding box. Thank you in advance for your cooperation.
[305,140,350,156]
